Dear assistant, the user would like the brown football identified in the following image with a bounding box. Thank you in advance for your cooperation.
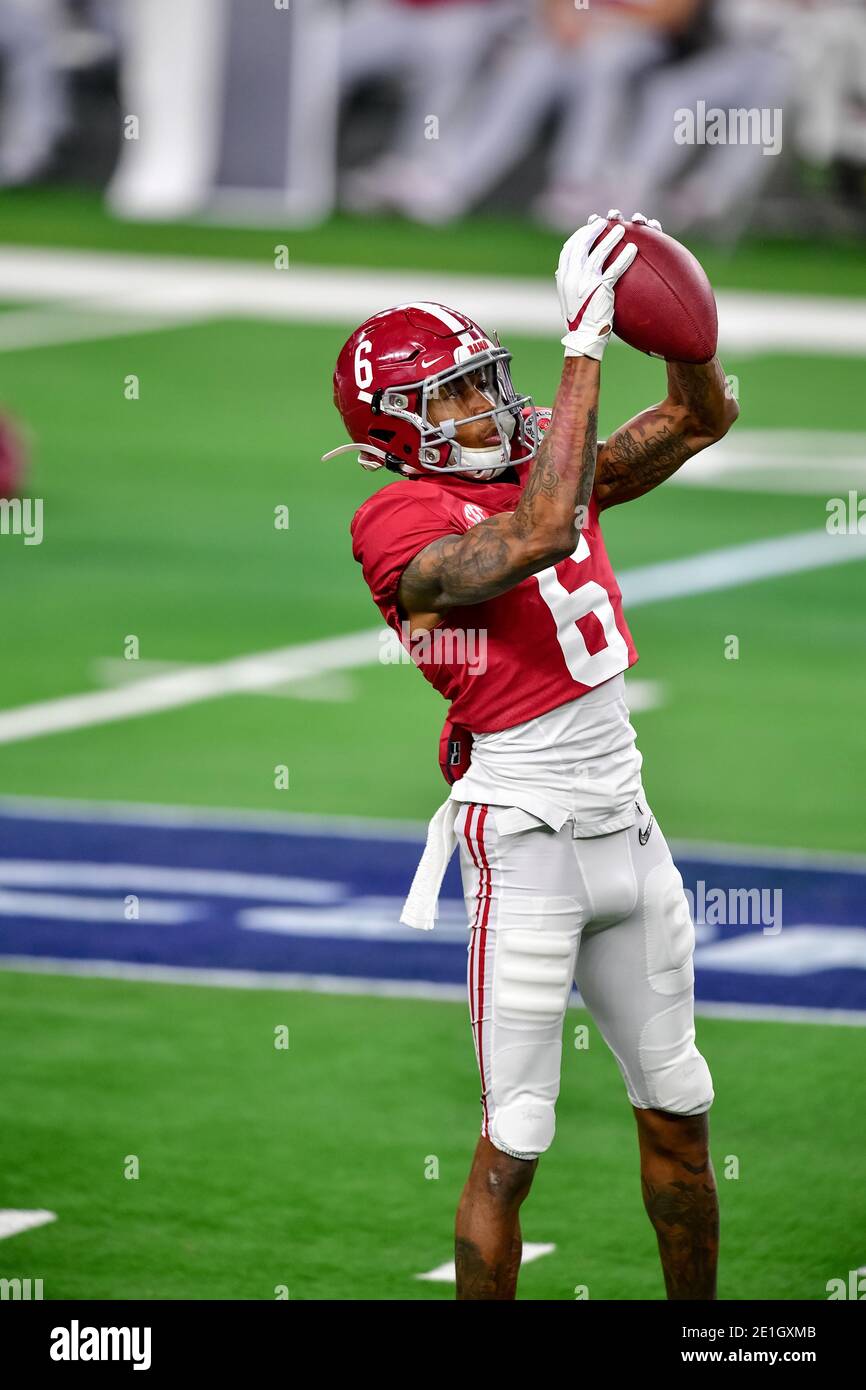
[602,219,718,363]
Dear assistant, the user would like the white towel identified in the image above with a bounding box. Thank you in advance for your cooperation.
[400,797,460,931]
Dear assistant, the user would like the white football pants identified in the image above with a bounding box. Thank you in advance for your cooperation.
[454,800,714,1161]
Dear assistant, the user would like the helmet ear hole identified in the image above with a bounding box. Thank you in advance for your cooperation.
[368,428,403,472]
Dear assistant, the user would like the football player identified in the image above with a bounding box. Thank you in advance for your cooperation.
[326,212,738,1300]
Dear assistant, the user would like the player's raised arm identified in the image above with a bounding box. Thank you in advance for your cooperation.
[593,355,738,511]
[589,211,738,510]
[398,221,637,625]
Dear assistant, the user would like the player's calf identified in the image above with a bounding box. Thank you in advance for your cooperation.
[455,1136,538,1300]
[633,1107,719,1301]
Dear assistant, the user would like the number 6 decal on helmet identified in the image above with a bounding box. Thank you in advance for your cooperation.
[354,339,373,393]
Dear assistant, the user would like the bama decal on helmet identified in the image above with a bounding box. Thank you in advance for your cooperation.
[454,339,493,364]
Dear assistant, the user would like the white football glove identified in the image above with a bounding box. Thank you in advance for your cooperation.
[555,214,638,360]
[602,209,663,230]
[624,209,662,231]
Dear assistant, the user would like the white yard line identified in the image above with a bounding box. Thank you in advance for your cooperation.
[671,430,866,496]
[0,246,863,354]
[3,794,866,873]
[695,926,866,974]
[0,304,203,352]
[93,658,358,702]
[0,954,468,1001]
[0,793,436,841]
[0,859,343,902]
[0,891,197,924]
[416,1243,556,1282]
[0,629,380,745]
[0,527,863,748]
[0,1210,57,1241]
[0,954,862,1024]
[236,899,467,941]
[91,657,660,712]
[618,526,866,606]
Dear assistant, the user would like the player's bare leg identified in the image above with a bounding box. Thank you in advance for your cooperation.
[633,1106,719,1300]
[455,1136,538,1300]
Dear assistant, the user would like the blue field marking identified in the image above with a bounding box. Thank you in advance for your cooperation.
[0,801,864,1015]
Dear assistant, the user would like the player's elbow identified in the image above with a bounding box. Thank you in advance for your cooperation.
[523,524,578,569]
[728,394,740,426]
[718,393,740,436]
[691,394,739,453]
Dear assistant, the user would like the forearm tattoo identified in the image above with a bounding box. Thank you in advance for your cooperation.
[399,514,517,612]
[596,355,736,508]
[400,361,600,614]
[596,413,693,507]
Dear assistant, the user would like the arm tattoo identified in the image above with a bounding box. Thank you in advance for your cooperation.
[580,405,599,504]
[596,413,693,508]
[596,355,737,510]
[515,400,598,538]
[398,513,516,613]
[667,360,714,413]
[399,358,600,616]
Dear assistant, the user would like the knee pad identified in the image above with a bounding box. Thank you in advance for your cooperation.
[487,928,575,1158]
[639,1002,715,1115]
[643,857,695,997]
[637,858,712,1113]
[497,928,575,1021]
[652,1049,715,1116]
[491,1098,556,1160]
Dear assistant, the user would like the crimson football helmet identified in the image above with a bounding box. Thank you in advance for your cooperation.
[323,301,539,480]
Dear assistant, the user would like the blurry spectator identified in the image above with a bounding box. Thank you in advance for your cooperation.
[339,0,519,213]
[791,0,866,174]
[611,0,866,236]
[537,0,715,229]
[614,1,796,234]
[107,0,227,219]
[108,0,341,223]
[391,0,705,225]
[0,0,68,186]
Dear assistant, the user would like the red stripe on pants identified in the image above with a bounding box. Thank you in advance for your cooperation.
[464,803,490,1137]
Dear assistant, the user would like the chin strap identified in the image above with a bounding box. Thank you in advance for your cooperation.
[451,399,515,477]
[458,444,508,473]
[320,441,389,472]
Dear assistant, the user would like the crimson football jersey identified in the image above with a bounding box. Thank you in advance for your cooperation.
[350,445,638,737]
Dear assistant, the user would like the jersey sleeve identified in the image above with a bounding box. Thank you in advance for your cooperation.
[350,489,459,611]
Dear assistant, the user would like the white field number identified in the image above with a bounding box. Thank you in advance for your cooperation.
[535,533,628,685]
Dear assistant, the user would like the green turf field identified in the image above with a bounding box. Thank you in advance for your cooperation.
[1,197,864,1302]
[0,315,863,848]
[1,972,863,1300]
